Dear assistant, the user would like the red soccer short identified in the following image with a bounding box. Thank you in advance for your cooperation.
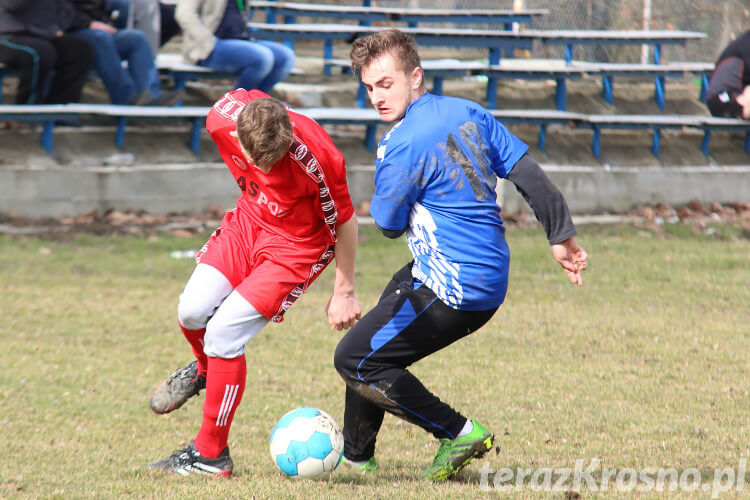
[195,209,334,323]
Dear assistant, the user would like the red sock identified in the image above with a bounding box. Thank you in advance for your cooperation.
[194,355,246,458]
[180,322,208,376]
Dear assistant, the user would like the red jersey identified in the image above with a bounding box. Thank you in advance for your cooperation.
[206,89,354,245]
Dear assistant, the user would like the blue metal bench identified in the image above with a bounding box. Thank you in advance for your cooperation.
[572,61,714,111]
[99,105,208,153]
[0,56,234,105]
[155,53,236,94]
[0,104,573,156]
[578,114,703,159]
[155,53,305,93]
[473,63,586,111]
[0,104,208,154]
[0,104,92,154]
[248,23,706,80]
[490,109,585,154]
[697,116,750,157]
[248,22,535,76]
[0,104,380,154]
[252,1,548,29]
[325,57,713,112]
[576,114,750,159]
[0,54,304,105]
[530,29,707,65]
[479,61,714,111]
[484,30,706,110]
[4,101,749,161]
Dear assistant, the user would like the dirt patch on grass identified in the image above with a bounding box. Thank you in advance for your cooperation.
[2,202,749,241]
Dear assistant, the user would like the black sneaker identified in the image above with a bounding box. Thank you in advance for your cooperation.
[150,360,206,414]
[149,440,233,477]
[129,89,152,106]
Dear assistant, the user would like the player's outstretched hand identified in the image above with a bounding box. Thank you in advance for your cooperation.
[551,237,588,286]
[326,292,362,331]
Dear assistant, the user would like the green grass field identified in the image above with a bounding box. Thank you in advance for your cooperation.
[1,223,748,498]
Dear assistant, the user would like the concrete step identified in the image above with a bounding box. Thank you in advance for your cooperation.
[3,158,749,218]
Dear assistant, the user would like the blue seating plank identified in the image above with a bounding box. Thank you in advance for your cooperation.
[490,109,585,153]
[572,61,714,110]
[578,114,703,158]
[248,22,534,74]
[248,22,705,77]
[2,103,749,160]
[252,1,548,27]
[0,104,209,154]
[527,29,707,64]
[325,57,714,111]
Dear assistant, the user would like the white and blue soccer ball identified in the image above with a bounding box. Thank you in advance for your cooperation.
[269,407,344,479]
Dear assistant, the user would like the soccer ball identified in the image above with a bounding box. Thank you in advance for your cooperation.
[269,407,344,479]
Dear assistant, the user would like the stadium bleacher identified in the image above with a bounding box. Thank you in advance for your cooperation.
[252,1,549,29]
[325,57,714,111]
[246,22,706,75]
[0,2,747,164]
[3,102,749,161]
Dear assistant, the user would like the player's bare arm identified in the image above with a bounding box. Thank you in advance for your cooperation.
[326,215,362,330]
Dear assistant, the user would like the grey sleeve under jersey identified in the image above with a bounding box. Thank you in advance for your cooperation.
[506,153,577,245]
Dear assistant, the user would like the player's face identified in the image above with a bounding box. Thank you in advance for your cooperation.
[360,52,424,122]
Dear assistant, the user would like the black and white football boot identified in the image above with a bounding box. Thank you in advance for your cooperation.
[149,441,233,478]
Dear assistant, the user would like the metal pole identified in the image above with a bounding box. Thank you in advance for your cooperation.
[641,0,652,64]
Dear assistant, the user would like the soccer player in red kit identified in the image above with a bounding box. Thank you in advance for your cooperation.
[148,89,361,477]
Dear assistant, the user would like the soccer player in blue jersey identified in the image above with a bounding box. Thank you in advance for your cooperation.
[333,29,588,481]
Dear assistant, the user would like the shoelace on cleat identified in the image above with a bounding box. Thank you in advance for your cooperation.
[168,364,196,385]
[168,446,197,467]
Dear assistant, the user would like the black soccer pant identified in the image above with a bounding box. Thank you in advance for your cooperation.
[333,263,497,461]
[0,34,93,104]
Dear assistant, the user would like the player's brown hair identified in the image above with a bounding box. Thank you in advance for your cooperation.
[236,97,293,168]
[349,29,422,79]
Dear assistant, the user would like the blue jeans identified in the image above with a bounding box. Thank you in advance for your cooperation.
[74,28,161,104]
[200,39,295,93]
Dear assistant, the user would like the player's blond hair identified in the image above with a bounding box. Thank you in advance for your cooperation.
[236,97,293,168]
[349,29,422,79]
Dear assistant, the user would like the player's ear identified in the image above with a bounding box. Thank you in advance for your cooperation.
[411,66,424,90]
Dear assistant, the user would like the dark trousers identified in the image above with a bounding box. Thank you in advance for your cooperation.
[159,3,180,46]
[0,34,94,104]
[333,263,497,461]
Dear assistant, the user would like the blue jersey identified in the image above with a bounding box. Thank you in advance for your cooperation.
[370,93,528,310]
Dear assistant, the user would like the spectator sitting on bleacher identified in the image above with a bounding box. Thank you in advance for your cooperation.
[106,0,161,54]
[105,0,180,53]
[176,0,295,93]
[707,30,750,119]
[0,0,94,104]
[67,0,182,105]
